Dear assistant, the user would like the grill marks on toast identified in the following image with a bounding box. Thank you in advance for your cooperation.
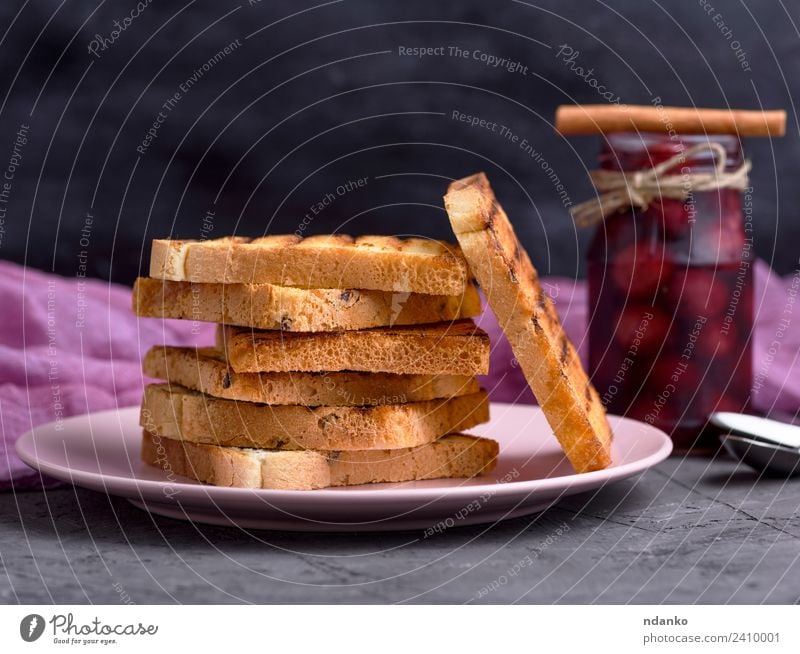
[150,234,470,295]
[444,172,612,473]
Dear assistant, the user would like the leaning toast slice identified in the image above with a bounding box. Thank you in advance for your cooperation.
[143,345,480,405]
[142,430,499,490]
[141,383,490,451]
[444,172,612,472]
[133,277,481,332]
[150,234,470,295]
[219,320,490,376]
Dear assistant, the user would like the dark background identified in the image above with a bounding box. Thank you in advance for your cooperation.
[0,0,797,285]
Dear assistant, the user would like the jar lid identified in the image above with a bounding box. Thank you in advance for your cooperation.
[599,132,743,171]
[556,104,785,137]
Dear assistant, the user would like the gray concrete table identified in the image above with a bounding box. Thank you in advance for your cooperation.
[2,455,799,604]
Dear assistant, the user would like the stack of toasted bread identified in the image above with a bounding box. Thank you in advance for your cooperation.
[134,174,614,491]
[134,235,499,490]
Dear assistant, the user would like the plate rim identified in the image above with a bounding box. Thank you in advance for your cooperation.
[15,403,673,503]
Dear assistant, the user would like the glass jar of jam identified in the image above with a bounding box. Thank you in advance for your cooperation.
[587,133,753,452]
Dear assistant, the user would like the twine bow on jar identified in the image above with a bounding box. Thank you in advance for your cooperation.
[570,142,752,227]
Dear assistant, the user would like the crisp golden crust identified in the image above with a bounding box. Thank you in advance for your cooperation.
[444,172,612,473]
[140,383,490,451]
[219,319,490,375]
[132,277,481,332]
[149,234,470,295]
[141,430,499,490]
[143,345,480,405]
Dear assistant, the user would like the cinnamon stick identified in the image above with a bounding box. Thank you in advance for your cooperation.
[556,104,786,137]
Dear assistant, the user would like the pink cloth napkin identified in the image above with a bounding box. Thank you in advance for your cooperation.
[0,261,215,489]
[2,258,798,489]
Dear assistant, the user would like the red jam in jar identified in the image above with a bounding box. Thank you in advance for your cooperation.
[587,133,753,451]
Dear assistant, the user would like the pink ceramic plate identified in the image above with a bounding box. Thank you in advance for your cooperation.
[16,403,671,531]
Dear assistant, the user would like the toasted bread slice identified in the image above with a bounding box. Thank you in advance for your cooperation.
[150,235,470,295]
[444,173,612,473]
[219,320,490,375]
[141,383,490,451]
[133,277,480,332]
[142,430,498,490]
[143,345,480,405]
